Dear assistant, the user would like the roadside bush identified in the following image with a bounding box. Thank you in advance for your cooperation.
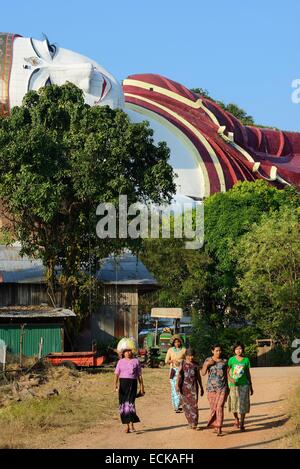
[268,347,294,366]
[191,314,260,364]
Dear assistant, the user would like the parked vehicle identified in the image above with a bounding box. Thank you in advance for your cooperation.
[138,308,190,367]
[46,344,106,369]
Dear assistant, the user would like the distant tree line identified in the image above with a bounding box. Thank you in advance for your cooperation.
[191,87,276,128]
[139,180,300,363]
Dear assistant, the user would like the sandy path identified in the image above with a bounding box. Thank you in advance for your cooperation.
[59,366,300,449]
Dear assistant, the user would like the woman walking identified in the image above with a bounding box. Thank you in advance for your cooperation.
[227,342,253,432]
[202,344,228,436]
[176,348,204,429]
[114,347,145,433]
[165,334,186,412]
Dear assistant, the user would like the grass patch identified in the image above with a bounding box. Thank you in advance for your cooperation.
[0,366,168,449]
[280,384,300,448]
[0,367,117,448]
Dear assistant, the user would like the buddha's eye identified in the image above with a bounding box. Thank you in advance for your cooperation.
[46,40,56,59]
[43,33,56,59]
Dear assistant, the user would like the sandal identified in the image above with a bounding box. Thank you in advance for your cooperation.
[240,426,246,432]
[234,419,240,428]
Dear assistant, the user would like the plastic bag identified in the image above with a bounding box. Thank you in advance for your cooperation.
[117,337,137,354]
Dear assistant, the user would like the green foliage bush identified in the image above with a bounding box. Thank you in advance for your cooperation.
[141,180,300,365]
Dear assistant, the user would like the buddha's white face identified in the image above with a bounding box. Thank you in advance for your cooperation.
[7,35,124,111]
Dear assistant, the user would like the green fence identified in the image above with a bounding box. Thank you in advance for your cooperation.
[0,324,63,356]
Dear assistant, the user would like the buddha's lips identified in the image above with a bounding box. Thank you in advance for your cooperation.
[100,77,107,99]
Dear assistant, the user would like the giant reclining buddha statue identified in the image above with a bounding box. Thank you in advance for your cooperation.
[1,31,300,202]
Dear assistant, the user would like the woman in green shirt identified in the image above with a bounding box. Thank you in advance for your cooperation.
[227,343,254,432]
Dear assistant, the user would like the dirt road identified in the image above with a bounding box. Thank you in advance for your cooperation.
[59,366,300,449]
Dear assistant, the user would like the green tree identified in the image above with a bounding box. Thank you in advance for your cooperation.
[190,87,213,100]
[191,87,280,128]
[140,181,300,359]
[202,181,300,323]
[191,87,255,125]
[204,180,299,272]
[139,236,214,312]
[0,83,176,316]
[235,207,300,343]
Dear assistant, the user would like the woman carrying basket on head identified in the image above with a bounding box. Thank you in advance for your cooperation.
[114,338,145,433]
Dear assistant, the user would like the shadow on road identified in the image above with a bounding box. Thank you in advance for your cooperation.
[228,436,282,449]
[199,399,284,413]
[137,423,189,434]
[250,399,284,407]
[226,416,289,436]
[135,413,288,436]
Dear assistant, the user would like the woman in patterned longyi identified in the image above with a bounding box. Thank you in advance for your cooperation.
[176,348,204,429]
[202,344,228,436]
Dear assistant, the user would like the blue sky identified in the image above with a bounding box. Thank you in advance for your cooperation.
[2,0,300,130]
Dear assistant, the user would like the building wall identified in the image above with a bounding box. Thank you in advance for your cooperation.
[78,285,139,349]
[0,283,62,306]
[0,283,140,350]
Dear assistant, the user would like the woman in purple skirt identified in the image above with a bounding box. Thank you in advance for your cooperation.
[114,348,145,433]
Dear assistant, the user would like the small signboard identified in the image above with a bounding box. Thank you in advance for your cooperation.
[151,308,183,319]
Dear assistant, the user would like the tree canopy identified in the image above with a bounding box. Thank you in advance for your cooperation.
[191,87,272,128]
[140,180,300,359]
[236,207,300,342]
[0,83,176,312]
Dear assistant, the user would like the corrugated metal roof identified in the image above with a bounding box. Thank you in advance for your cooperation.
[97,255,158,285]
[0,246,158,286]
[0,246,46,283]
[0,306,75,318]
[0,267,45,284]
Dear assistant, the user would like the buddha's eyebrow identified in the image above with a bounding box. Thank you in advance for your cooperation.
[30,38,41,58]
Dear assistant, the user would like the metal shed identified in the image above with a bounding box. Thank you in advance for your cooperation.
[0,245,159,348]
[0,306,75,356]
